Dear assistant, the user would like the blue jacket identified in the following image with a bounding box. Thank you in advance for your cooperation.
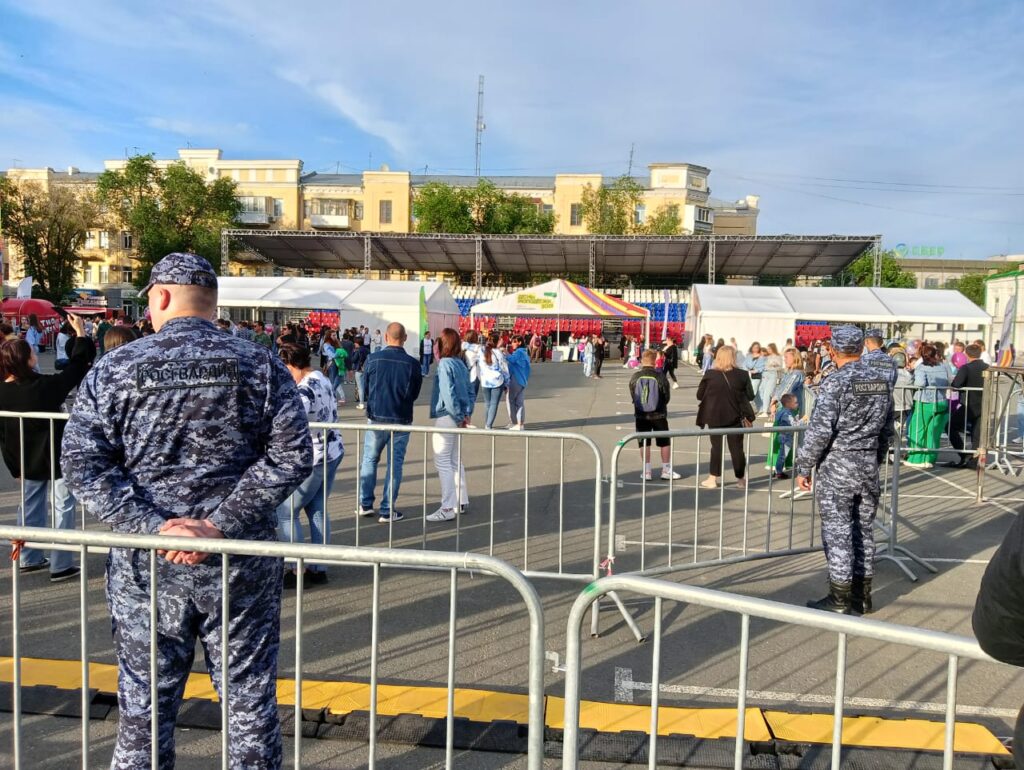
[364,344,423,424]
[430,357,474,423]
[506,348,532,388]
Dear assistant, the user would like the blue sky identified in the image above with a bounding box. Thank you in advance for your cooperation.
[1,0,1022,259]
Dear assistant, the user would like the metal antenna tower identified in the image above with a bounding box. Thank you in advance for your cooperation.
[475,75,485,176]
[627,143,635,176]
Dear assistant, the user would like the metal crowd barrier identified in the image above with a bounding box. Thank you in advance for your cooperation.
[562,574,1008,770]
[0,411,608,613]
[606,424,819,584]
[308,420,604,588]
[0,524,546,770]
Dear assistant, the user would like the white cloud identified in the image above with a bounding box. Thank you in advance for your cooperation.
[143,117,250,138]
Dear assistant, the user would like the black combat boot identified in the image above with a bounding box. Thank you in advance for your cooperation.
[851,577,873,615]
[806,582,854,614]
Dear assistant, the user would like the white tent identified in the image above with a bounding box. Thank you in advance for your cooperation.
[217,276,459,357]
[469,278,651,343]
[686,284,991,352]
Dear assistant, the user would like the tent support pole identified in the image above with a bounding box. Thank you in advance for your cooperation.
[588,240,596,287]
[707,237,716,285]
[220,230,230,277]
[644,311,650,348]
[363,235,372,280]
[872,237,882,287]
[475,237,483,301]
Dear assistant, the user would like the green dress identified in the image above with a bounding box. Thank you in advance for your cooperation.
[906,400,948,465]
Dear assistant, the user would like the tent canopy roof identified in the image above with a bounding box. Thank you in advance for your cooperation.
[690,284,990,325]
[224,230,878,278]
[469,279,648,317]
[216,276,457,313]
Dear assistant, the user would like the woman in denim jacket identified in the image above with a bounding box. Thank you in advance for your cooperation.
[427,328,474,522]
[905,343,953,468]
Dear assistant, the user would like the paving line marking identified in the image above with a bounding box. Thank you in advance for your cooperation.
[614,668,1018,718]
[618,539,988,564]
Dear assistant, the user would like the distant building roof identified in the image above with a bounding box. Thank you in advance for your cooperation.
[300,172,363,186]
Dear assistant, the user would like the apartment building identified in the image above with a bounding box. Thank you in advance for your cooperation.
[2,150,759,303]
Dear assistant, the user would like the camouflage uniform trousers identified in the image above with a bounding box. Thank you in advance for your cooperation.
[814,453,880,584]
[106,550,283,769]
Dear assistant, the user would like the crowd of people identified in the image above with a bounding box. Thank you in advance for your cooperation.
[695,330,996,473]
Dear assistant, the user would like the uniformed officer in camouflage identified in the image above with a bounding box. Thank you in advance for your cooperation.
[861,328,898,388]
[61,252,313,769]
[795,325,894,615]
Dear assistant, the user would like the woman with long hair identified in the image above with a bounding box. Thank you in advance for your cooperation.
[905,343,953,468]
[695,346,755,489]
[25,313,43,354]
[479,333,509,430]
[745,342,766,412]
[759,343,784,416]
[427,329,473,522]
[770,348,806,417]
[505,335,532,430]
[0,314,93,581]
[462,329,484,421]
[275,343,344,587]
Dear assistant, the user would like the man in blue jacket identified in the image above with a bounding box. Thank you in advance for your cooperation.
[358,322,423,522]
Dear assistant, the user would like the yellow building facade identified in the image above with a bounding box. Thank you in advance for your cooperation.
[2,150,759,303]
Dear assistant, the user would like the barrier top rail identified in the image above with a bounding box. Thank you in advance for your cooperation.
[0,524,546,770]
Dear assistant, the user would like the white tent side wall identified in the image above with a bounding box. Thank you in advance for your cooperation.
[343,282,459,358]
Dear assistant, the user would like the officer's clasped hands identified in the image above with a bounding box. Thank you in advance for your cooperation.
[158,517,224,565]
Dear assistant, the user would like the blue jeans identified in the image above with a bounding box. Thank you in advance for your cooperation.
[421,353,433,376]
[774,436,793,473]
[18,477,76,572]
[276,454,342,573]
[483,385,505,429]
[359,426,411,513]
[468,379,481,417]
[355,370,366,404]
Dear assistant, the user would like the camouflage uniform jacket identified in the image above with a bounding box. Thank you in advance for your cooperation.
[61,316,313,540]
[795,359,894,478]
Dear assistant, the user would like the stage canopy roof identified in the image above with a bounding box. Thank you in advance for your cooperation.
[216,276,458,314]
[223,230,879,279]
[469,279,648,317]
[690,284,991,325]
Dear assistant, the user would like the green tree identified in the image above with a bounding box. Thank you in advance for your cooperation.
[579,175,682,235]
[0,178,97,301]
[946,273,986,307]
[97,155,241,287]
[842,250,917,288]
[413,180,555,234]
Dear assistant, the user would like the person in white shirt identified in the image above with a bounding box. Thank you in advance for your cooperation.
[372,329,382,353]
[462,329,483,423]
[975,339,993,365]
[421,331,434,376]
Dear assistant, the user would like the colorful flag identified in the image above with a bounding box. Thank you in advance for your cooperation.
[999,295,1016,366]
[419,286,428,339]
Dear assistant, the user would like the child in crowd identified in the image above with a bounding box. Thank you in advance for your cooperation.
[769,392,799,479]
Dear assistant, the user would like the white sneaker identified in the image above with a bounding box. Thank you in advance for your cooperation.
[671,382,679,390]
[357,507,375,517]
[736,477,747,490]
[700,476,719,489]
[642,471,653,481]
[426,508,456,522]
[356,403,366,410]
[661,469,682,480]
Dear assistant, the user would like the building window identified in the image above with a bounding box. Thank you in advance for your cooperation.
[99,231,109,249]
[542,204,554,216]
[237,196,267,213]
[379,199,392,225]
[570,203,583,227]
[312,199,350,216]
[634,204,646,225]
[696,207,712,224]
[99,267,109,284]
[354,202,364,220]
[925,277,939,289]
[84,231,96,249]
[666,204,680,220]
[122,266,134,284]
[272,199,284,220]
[121,231,133,250]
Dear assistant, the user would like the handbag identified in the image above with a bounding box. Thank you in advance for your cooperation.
[722,370,754,428]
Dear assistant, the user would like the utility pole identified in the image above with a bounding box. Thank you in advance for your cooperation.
[627,143,635,176]
[475,75,485,177]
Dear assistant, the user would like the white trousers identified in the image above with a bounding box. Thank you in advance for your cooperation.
[433,415,469,511]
